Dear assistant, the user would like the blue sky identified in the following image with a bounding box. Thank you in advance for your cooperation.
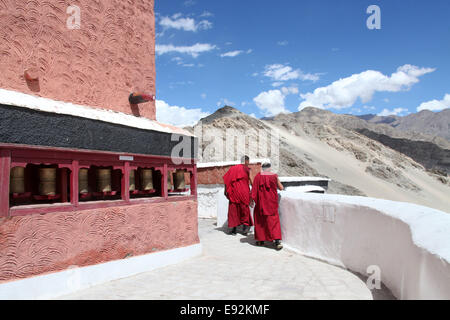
[154,0,450,126]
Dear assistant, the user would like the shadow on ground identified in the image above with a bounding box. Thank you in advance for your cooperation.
[352,272,397,300]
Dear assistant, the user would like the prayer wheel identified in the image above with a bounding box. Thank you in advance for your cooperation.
[174,170,186,190]
[140,169,153,190]
[167,171,173,190]
[129,170,136,191]
[97,168,112,192]
[78,168,89,194]
[39,167,56,196]
[10,167,25,194]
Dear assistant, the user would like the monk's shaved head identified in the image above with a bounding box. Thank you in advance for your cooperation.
[262,162,271,172]
[241,155,250,165]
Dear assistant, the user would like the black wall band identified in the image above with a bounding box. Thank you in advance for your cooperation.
[0,104,197,159]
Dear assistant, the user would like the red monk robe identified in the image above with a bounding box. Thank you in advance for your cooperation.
[252,172,282,242]
[223,164,254,228]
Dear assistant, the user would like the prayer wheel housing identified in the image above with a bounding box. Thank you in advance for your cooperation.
[39,167,56,196]
[174,170,186,190]
[79,168,89,194]
[129,170,136,191]
[97,168,112,192]
[140,169,153,190]
[10,167,25,194]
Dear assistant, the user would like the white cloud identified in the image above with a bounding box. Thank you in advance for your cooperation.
[171,57,199,67]
[220,49,252,58]
[159,14,212,32]
[253,86,297,117]
[200,11,214,18]
[299,64,435,110]
[277,41,288,46]
[217,98,235,107]
[281,86,299,95]
[201,93,207,99]
[220,50,243,58]
[272,82,284,87]
[264,64,320,82]
[156,43,216,58]
[183,0,196,7]
[156,100,209,127]
[377,108,408,116]
[417,93,450,112]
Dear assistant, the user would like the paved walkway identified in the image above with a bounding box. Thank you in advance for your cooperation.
[58,219,382,300]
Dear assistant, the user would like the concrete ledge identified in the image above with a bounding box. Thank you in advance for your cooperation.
[279,192,450,300]
[0,243,202,300]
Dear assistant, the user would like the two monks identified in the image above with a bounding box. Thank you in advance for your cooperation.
[223,157,284,250]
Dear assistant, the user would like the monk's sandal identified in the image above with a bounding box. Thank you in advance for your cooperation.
[275,240,283,251]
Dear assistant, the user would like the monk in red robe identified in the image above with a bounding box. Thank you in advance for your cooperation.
[251,162,284,250]
[223,156,254,235]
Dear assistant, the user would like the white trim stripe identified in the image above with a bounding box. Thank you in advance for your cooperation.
[0,89,194,137]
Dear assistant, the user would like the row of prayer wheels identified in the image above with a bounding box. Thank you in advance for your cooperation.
[9,166,187,196]
[77,168,187,193]
[10,167,57,196]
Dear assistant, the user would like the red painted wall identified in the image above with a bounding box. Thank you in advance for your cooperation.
[197,164,262,185]
[0,200,198,283]
[0,0,156,120]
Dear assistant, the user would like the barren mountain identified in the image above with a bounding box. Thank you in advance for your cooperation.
[191,106,450,213]
[358,109,450,141]
[268,107,450,174]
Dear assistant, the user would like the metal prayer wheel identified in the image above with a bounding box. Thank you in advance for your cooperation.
[129,170,136,191]
[167,171,173,190]
[97,168,112,192]
[39,167,56,196]
[174,170,186,190]
[10,167,25,194]
[140,169,153,190]
[78,168,89,194]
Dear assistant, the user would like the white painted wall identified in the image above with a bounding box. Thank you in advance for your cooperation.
[197,185,223,219]
[279,192,450,300]
[197,185,244,229]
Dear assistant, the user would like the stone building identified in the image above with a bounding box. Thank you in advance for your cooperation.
[0,0,200,298]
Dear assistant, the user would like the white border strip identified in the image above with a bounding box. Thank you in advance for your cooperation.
[197,158,270,168]
[0,243,202,300]
[0,88,194,137]
[279,176,331,182]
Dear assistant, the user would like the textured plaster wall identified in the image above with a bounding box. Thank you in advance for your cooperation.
[0,200,198,283]
[0,0,156,120]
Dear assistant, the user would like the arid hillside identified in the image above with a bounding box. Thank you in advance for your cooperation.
[189,106,450,213]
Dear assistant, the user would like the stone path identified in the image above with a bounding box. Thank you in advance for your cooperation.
[57,219,379,300]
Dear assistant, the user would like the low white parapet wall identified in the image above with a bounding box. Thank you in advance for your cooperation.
[279,192,450,300]
[197,185,224,219]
